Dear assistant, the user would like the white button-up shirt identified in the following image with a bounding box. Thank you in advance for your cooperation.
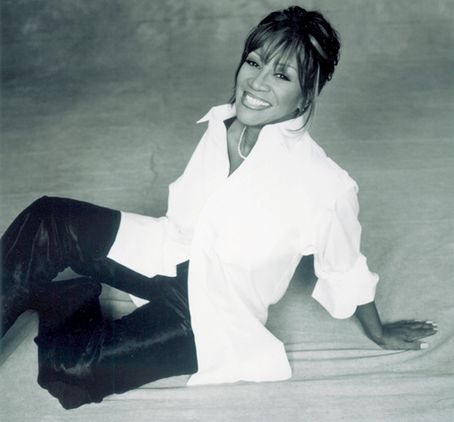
[107,104,379,385]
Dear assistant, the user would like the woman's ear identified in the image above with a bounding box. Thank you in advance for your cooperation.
[300,99,312,115]
[295,103,305,116]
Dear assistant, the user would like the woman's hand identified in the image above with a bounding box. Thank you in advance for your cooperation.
[354,302,438,351]
[374,320,438,350]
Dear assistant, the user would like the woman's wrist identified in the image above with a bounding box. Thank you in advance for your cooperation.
[354,301,384,343]
[362,323,385,344]
[366,327,386,344]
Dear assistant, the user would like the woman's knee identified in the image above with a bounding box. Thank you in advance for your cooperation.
[30,195,54,211]
[28,196,67,218]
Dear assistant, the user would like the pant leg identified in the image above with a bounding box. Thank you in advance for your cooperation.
[0,196,121,335]
[2,196,198,408]
[1,196,120,282]
[1,195,167,335]
[36,261,197,410]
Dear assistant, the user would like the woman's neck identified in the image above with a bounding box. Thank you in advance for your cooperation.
[233,119,261,152]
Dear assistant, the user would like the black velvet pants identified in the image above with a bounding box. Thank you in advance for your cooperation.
[0,196,198,409]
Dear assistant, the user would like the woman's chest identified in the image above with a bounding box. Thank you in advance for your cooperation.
[198,165,317,266]
[226,143,243,178]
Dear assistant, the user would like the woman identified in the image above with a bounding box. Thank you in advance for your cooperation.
[0,6,437,409]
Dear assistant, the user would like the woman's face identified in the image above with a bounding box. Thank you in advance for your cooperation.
[235,48,303,128]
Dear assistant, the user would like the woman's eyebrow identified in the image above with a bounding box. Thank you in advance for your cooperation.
[251,51,297,71]
[274,62,297,71]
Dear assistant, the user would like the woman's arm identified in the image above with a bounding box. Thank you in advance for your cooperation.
[309,187,438,348]
[355,301,438,350]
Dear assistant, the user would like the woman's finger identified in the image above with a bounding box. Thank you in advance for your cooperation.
[412,329,438,340]
[388,321,438,333]
[400,341,428,351]
[407,325,438,335]
[386,320,416,326]
[403,319,434,325]
[402,331,433,342]
[380,332,432,350]
[407,321,438,330]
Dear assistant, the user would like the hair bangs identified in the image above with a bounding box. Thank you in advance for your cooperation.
[245,25,303,68]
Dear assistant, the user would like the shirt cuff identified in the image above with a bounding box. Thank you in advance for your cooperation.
[107,212,189,278]
[312,255,379,319]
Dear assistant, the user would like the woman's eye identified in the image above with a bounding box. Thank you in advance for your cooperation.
[246,59,259,68]
[275,73,290,81]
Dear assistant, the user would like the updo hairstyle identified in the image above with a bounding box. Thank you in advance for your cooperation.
[231,6,341,125]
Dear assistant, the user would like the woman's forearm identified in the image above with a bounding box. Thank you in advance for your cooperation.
[354,301,384,343]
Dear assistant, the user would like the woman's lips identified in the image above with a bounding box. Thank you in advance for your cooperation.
[241,92,271,110]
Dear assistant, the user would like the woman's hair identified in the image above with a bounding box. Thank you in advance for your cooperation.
[231,6,341,127]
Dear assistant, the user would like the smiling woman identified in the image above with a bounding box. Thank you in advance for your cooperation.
[0,5,437,410]
[227,7,340,165]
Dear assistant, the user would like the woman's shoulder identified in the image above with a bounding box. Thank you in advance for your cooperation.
[291,133,358,202]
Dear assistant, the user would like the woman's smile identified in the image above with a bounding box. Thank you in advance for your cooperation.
[241,91,272,110]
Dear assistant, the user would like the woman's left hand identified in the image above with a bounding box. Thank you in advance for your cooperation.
[374,320,438,350]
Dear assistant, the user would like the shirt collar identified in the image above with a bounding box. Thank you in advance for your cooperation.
[196,103,307,148]
[196,103,235,124]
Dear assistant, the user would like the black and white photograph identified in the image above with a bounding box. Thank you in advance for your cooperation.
[1,1,453,420]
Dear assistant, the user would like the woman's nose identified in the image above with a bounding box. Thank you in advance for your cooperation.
[249,69,270,91]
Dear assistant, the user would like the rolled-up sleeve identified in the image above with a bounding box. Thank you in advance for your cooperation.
[312,186,379,319]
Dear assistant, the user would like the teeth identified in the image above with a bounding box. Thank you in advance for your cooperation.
[245,94,270,107]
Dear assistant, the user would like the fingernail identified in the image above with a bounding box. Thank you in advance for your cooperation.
[420,343,429,349]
